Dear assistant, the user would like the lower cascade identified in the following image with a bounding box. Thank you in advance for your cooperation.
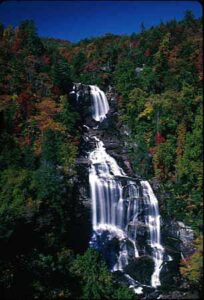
[73,84,165,290]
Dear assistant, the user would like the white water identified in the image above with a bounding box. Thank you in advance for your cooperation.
[89,137,140,271]
[90,85,109,122]
[141,181,164,287]
[82,85,164,288]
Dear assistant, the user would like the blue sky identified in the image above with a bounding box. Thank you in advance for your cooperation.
[0,1,202,42]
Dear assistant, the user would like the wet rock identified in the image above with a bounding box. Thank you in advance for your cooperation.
[124,255,154,285]
[157,290,199,299]
[76,157,91,165]
[103,141,120,149]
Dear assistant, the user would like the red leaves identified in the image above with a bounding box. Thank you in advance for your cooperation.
[156,132,165,144]
[11,27,22,53]
[131,40,140,48]
[51,85,61,95]
[17,92,31,118]
[32,98,64,133]
[17,92,30,105]
[84,60,98,72]
[144,48,151,57]
[72,138,80,146]
[42,55,51,65]
[18,133,30,147]
[12,38,21,53]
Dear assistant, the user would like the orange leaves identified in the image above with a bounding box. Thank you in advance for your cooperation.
[84,60,98,72]
[86,42,97,59]
[32,98,65,133]
[34,137,42,156]
[34,116,64,133]
[176,123,187,157]
[168,45,181,73]
[28,97,65,156]
[60,48,74,62]
[36,98,60,115]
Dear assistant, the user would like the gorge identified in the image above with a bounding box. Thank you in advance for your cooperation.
[0,14,202,299]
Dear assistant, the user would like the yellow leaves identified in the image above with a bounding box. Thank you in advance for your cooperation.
[29,97,65,156]
[180,235,203,285]
[31,97,65,133]
[36,97,60,115]
[59,94,68,109]
[180,235,203,284]
[26,197,35,209]
[11,94,18,101]
[34,138,41,156]
[144,131,152,144]
[138,102,154,119]
[35,116,65,132]
[86,42,97,59]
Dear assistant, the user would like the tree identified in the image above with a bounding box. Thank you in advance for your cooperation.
[180,235,203,290]
[183,10,196,27]
[0,23,4,40]
[140,22,146,33]
[31,97,65,134]
[18,20,44,55]
[71,248,134,299]
[51,57,72,92]
[71,50,87,80]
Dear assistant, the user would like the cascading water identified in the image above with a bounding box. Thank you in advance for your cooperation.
[90,85,109,122]
[73,84,164,290]
[141,181,164,288]
[89,137,140,272]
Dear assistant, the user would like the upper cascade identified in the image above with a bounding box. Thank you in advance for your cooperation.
[90,85,110,122]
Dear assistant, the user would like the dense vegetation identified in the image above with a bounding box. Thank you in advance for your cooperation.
[0,11,203,299]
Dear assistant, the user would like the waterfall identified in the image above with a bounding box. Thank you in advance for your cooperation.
[89,137,140,271]
[141,181,164,288]
[90,85,109,122]
[75,84,164,289]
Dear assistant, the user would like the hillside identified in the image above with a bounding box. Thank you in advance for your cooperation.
[0,12,203,299]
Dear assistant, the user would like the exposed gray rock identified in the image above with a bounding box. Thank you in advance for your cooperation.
[174,221,195,257]
[76,157,91,165]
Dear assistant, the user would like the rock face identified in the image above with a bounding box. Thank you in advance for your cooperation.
[171,221,195,257]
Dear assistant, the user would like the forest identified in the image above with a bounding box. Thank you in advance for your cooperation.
[0,11,203,299]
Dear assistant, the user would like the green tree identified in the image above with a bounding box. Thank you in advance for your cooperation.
[18,20,44,55]
[71,248,134,299]
[180,235,203,290]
